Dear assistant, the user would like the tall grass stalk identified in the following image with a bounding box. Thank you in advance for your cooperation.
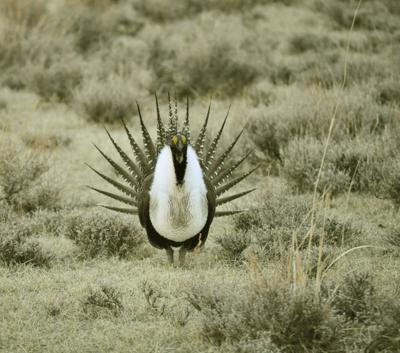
[341,160,360,247]
[288,0,364,296]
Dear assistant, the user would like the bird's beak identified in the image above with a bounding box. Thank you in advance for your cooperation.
[176,153,184,163]
[176,140,184,163]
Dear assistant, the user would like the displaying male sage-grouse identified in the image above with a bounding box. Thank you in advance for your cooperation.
[87,95,256,265]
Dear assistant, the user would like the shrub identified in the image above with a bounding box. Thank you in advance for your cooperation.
[141,280,192,326]
[321,217,361,246]
[26,209,65,236]
[386,227,400,253]
[281,135,399,196]
[215,230,252,263]
[22,131,72,150]
[333,272,375,323]
[314,0,400,31]
[63,210,143,258]
[187,280,345,352]
[248,86,393,159]
[74,76,138,124]
[26,59,83,102]
[0,144,61,213]
[134,0,281,21]
[0,222,52,267]
[380,159,400,208]
[0,206,13,224]
[303,54,394,89]
[82,284,123,317]
[367,298,400,353]
[0,0,48,28]
[246,120,282,173]
[226,195,361,262]
[215,202,310,263]
[282,137,351,195]
[252,195,311,258]
[377,78,400,106]
[147,14,259,97]
[303,245,339,278]
[133,0,190,22]
[15,181,62,214]
[269,50,396,89]
[72,7,112,53]
[0,20,76,89]
[289,32,338,54]
[63,2,142,53]
[0,97,7,110]
[233,211,264,233]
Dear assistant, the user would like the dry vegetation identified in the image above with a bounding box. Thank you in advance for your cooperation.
[0,0,400,352]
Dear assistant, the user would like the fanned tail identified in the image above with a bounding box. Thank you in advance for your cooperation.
[88,96,255,217]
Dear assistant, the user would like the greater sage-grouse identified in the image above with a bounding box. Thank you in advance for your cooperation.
[87,96,256,265]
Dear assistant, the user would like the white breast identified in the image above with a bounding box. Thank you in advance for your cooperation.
[149,145,208,242]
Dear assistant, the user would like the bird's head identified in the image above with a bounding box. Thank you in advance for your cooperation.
[170,133,188,164]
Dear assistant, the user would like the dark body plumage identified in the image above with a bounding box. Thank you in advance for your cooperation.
[87,96,256,264]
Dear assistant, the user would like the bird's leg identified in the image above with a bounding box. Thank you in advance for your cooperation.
[166,248,174,265]
[178,248,187,267]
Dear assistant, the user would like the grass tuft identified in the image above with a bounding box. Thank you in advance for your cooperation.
[82,284,123,317]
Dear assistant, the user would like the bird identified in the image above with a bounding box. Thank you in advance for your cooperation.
[87,95,257,266]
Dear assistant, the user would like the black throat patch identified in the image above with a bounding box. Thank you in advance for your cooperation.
[172,147,187,185]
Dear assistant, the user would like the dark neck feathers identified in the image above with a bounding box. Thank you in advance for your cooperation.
[172,149,187,185]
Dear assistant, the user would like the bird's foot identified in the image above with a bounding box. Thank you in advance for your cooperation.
[166,248,174,265]
[165,247,187,267]
[178,248,187,267]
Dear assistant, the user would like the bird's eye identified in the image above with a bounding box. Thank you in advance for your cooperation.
[181,135,187,144]
[172,135,178,145]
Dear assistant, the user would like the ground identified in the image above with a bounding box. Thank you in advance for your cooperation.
[0,0,400,352]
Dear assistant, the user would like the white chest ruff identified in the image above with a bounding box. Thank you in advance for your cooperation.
[149,146,208,242]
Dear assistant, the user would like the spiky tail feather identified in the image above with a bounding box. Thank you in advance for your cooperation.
[155,94,167,153]
[137,103,156,167]
[215,209,247,217]
[100,205,138,215]
[194,101,211,162]
[204,106,230,170]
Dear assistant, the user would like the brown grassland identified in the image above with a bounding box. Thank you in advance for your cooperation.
[0,0,400,352]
